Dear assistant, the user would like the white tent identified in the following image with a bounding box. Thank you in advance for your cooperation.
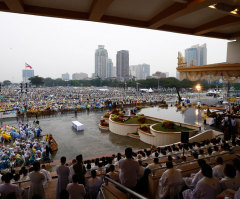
[148,88,153,93]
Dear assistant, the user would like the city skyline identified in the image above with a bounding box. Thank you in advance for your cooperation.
[0,12,228,82]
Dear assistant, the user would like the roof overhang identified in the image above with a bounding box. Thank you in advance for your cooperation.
[0,0,240,40]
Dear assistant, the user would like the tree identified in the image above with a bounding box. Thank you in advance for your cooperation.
[29,76,44,86]
[3,80,12,86]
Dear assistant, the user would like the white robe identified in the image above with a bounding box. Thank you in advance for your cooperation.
[86,177,103,199]
[220,177,240,191]
[66,183,86,199]
[0,183,22,199]
[155,168,183,199]
[40,169,52,188]
[28,171,45,199]
[183,177,221,199]
[56,165,70,199]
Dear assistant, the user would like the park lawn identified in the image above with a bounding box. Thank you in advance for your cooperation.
[123,117,157,124]
[152,123,193,132]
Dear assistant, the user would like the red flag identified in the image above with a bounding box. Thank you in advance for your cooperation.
[25,63,32,69]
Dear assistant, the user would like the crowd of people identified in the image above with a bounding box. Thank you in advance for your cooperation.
[0,86,169,117]
[0,134,240,199]
[0,122,57,170]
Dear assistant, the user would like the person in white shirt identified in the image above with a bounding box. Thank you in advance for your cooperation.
[235,187,240,199]
[66,174,86,199]
[0,173,22,199]
[212,157,225,179]
[183,164,221,199]
[40,164,52,188]
[155,161,183,199]
[118,147,139,189]
[28,161,45,199]
[107,165,119,182]
[69,159,77,182]
[147,158,161,170]
[220,164,240,191]
[184,159,206,188]
[86,170,103,199]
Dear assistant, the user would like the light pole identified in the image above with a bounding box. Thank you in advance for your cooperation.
[195,84,201,103]
[136,82,139,92]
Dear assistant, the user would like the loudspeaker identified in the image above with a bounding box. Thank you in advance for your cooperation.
[181,131,189,143]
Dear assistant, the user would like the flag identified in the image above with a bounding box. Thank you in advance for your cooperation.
[25,63,32,69]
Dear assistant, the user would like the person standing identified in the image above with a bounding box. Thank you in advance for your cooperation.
[118,147,139,189]
[40,164,52,188]
[73,155,86,185]
[66,174,86,199]
[28,161,45,199]
[56,156,70,199]
[0,173,22,199]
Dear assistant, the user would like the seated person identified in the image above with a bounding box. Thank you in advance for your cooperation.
[86,170,103,199]
[66,174,86,199]
[155,161,183,199]
[220,164,240,191]
[147,158,161,170]
[184,159,206,188]
[107,165,119,182]
[183,164,221,199]
[212,157,224,179]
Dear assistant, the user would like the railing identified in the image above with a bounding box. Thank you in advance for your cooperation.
[104,176,148,199]
[12,175,58,188]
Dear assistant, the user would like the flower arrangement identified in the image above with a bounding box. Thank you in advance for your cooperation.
[161,120,175,129]
[140,124,149,131]
[100,120,109,127]
[111,109,120,115]
[104,112,110,118]
[111,114,124,122]
[138,115,146,124]
[111,114,119,121]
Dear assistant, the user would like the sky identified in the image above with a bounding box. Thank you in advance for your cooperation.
[0,11,229,83]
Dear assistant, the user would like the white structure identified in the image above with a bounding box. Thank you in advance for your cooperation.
[185,44,207,66]
[130,64,150,80]
[72,121,84,131]
[72,73,88,80]
[22,69,34,82]
[62,73,70,81]
[95,45,108,79]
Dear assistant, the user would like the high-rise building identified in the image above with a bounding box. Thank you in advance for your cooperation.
[112,66,116,77]
[22,69,34,82]
[95,45,108,79]
[107,59,113,78]
[116,50,129,81]
[62,73,70,81]
[185,44,207,66]
[130,64,150,80]
[152,71,166,79]
[72,72,88,80]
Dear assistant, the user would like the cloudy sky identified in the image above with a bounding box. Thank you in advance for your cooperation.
[0,11,229,82]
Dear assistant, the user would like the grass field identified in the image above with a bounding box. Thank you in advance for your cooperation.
[123,117,157,124]
[152,123,193,132]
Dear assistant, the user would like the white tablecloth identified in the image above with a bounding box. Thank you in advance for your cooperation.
[72,121,84,131]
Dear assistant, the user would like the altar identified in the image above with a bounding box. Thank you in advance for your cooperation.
[72,121,84,131]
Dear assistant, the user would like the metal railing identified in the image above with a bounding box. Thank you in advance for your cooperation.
[104,176,148,199]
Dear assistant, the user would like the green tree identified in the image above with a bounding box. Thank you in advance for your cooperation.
[29,76,44,86]
[2,80,12,86]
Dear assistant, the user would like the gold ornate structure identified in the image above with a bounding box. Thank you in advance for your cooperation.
[177,62,240,82]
